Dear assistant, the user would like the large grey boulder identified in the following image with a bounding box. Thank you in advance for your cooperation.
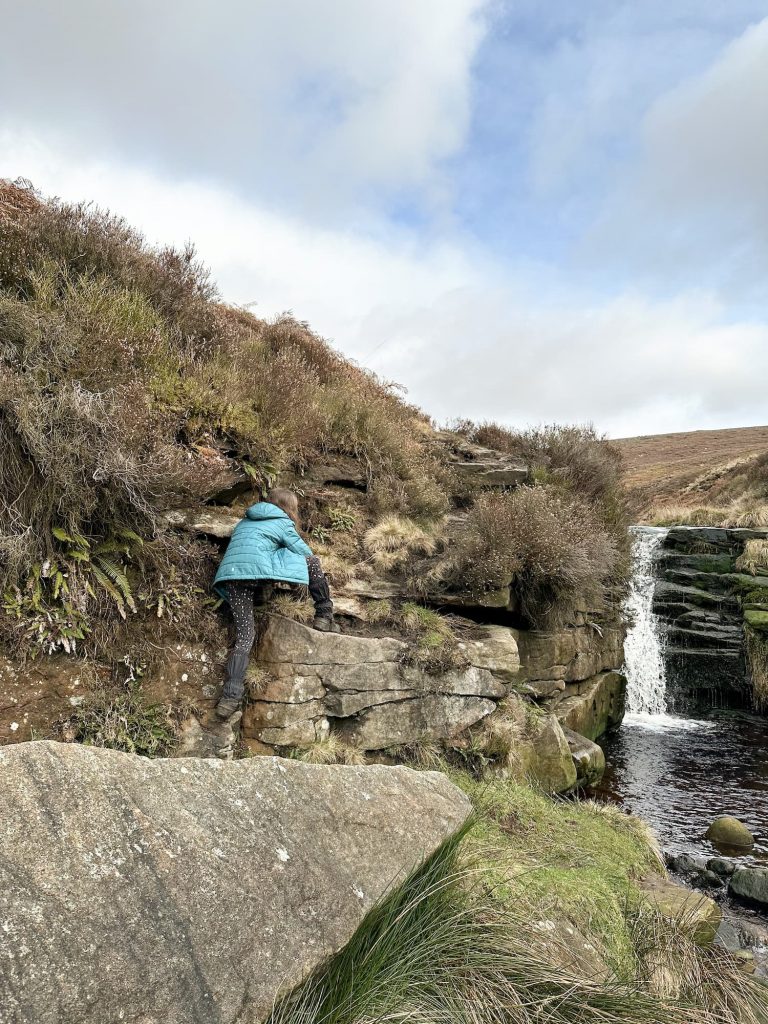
[0,741,470,1024]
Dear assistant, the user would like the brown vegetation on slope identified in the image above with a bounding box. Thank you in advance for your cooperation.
[615,425,768,525]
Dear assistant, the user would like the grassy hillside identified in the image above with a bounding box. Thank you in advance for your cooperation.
[1,182,764,1023]
[0,180,627,673]
[615,426,768,525]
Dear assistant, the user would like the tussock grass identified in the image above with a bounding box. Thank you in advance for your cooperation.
[648,504,768,528]
[269,816,764,1024]
[363,515,440,572]
[736,540,768,576]
[456,697,530,773]
[360,599,392,624]
[398,602,466,673]
[272,592,316,623]
[745,626,768,712]
[648,506,727,527]
[290,735,367,766]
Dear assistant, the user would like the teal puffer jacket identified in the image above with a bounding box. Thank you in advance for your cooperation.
[213,502,313,600]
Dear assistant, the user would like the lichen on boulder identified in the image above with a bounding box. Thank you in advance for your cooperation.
[0,741,470,1024]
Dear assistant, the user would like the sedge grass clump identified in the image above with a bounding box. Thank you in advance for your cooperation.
[736,540,768,575]
[269,818,762,1024]
[363,515,440,572]
[272,592,315,623]
[290,734,367,766]
[399,602,465,673]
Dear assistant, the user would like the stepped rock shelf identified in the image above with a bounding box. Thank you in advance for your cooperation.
[199,584,624,793]
[651,526,768,709]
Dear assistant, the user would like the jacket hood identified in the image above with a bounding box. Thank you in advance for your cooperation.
[245,501,290,522]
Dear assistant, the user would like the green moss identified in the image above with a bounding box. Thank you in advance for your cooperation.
[744,608,768,634]
[447,768,662,978]
[725,573,768,596]
[691,554,735,574]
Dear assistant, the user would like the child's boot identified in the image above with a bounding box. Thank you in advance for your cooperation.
[312,597,340,633]
[216,652,249,718]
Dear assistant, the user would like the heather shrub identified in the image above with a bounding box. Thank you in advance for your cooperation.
[464,421,626,523]
[446,487,620,625]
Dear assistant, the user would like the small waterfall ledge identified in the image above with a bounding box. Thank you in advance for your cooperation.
[622,526,668,715]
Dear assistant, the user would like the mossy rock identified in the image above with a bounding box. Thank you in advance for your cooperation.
[638,875,721,946]
[692,554,736,573]
[726,573,768,596]
[744,609,768,635]
[705,815,754,850]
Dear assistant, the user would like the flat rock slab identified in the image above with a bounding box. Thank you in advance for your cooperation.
[0,741,470,1024]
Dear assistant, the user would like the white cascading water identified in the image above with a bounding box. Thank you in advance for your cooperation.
[622,526,669,715]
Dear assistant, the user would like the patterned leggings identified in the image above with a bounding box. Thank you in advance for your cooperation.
[227,556,332,657]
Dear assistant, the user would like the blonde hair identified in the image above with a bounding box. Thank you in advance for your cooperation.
[266,488,300,526]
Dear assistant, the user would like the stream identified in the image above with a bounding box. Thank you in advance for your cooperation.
[592,526,768,958]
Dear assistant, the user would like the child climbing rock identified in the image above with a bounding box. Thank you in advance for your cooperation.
[212,488,338,719]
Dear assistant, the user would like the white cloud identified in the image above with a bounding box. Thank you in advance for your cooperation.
[5,133,768,439]
[589,17,768,296]
[0,0,487,210]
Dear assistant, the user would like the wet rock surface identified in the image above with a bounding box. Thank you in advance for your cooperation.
[652,526,768,709]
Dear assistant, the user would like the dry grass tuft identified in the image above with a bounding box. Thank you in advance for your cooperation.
[736,540,768,575]
[271,592,315,623]
[363,515,441,572]
[361,598,393,624]
[745,627,768,712]
[292,734,367,766]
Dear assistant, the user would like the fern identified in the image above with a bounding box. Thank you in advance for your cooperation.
[90,565,127,618]
[93,555,137,612]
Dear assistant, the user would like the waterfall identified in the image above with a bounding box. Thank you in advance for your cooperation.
[623,526,668,714]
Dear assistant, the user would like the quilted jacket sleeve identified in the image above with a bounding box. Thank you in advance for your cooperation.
[282,521,313,559]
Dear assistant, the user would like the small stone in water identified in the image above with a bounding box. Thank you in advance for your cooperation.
[707,857,735,877]
[705,815,754,850]
[699,869,725,889]
[672,852,706,876]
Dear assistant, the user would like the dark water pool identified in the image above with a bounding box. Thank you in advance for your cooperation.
[594,710,768,864]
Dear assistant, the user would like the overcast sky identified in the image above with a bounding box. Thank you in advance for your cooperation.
[2,1,767,437]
